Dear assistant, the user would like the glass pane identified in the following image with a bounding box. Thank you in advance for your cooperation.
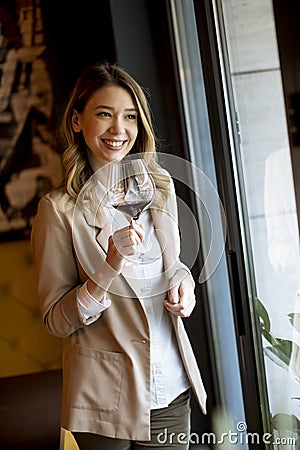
[170,0,248,443]
[215,0,300,444]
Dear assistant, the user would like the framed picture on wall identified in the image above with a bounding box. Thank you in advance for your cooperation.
[0,0,63,241]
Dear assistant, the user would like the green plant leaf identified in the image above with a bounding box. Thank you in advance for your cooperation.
[256,298,278,345]
[256,298,271,331]
[288,313,300,333]
[264,339,293,369]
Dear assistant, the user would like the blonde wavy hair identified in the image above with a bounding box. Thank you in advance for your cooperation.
[59,62,170,207]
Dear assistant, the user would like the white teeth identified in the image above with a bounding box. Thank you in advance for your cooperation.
[103,140,124,147]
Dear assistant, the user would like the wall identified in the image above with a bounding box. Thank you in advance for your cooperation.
[0,0,116,378]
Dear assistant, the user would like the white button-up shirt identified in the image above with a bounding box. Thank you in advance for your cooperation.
[133,210,190,409]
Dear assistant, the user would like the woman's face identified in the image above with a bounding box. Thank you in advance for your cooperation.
[73,86,138,162]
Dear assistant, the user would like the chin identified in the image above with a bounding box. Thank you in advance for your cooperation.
[106,151,131,162]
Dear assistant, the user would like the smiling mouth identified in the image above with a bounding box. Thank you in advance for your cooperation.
[102,139,127,148]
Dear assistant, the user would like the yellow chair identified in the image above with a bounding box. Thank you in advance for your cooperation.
[0,240,62,377]
[61,430,79,450]
[0,240,81,449]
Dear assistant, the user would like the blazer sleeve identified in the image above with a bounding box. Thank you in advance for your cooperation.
[31,195,115,337]
[169,178,196,286]
[31,195,125,337]
[31,195,98,337]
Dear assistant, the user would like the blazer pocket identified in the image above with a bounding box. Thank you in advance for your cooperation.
[65,344,126,413]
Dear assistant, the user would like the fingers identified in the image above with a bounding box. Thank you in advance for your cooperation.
[106,222,145,271]
[164,294,196,318]
[112,222,145,256]
[168,285,180,304]
[130,221,145,243]
[166,270,196,317]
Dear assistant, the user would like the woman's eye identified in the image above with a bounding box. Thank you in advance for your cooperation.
[98,111,111,117]
[126,114,137,120]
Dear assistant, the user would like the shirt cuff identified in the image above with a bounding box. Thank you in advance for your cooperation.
[91,260,121,290]
[175,266,195,287]
[77,282,111,319]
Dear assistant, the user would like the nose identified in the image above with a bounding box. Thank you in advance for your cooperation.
[109,116,125,135]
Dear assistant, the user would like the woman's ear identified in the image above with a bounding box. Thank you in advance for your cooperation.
[72,110,81,132]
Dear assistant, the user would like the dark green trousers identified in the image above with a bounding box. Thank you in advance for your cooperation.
[73,389,191,450]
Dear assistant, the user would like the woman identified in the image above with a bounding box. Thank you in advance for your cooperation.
[31,62,206,449]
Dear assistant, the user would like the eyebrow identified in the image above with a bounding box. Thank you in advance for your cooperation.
[96,104,138,112]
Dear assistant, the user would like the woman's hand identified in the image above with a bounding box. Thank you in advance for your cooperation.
[106,221,145,272]
[164,269,196,318]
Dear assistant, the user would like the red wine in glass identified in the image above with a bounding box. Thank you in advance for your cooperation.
[112,199,152,221]
[107,157,156,264]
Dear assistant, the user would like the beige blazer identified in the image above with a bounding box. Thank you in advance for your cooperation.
[31,182,207,441]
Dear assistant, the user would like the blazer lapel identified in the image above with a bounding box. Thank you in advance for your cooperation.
[151,206,180,280]
[83,203,111,254]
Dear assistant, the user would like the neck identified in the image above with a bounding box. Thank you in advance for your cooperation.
[87,150,108,172]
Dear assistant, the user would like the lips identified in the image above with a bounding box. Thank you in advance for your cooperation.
[102,139,126,148]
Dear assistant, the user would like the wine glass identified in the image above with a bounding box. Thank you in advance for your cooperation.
[106,157,156,264]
